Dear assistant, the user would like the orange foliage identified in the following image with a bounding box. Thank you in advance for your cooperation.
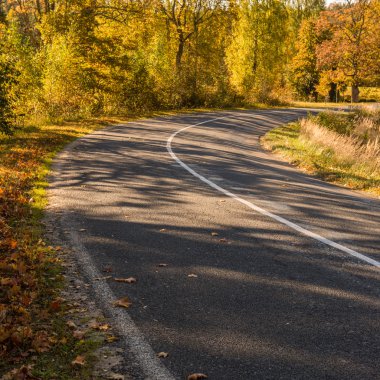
[0,129,71,365]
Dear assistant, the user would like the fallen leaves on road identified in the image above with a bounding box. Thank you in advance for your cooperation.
[108,374,125,380]
[114,277,137,284]
[157,352,169,358]
[219,238,228,243]
[187,373,208,380]
[71,355,86,366]
[94,276,112,281]
[113,297,132,309]
[188,274,198,278]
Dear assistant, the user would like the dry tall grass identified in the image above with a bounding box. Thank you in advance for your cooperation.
[300,118,380,176]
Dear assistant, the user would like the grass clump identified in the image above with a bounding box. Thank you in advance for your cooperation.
[262,107,380,196]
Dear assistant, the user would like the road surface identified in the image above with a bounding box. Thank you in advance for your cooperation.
[48,109,380,379]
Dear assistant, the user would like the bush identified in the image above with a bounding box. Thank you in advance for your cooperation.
[310,111,356,135]
[310,108,380,142]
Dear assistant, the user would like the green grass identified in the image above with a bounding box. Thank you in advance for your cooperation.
[31,318,103,380]
[262,122,380,197]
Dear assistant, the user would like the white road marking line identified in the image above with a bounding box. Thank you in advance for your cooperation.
[166,115,380,268]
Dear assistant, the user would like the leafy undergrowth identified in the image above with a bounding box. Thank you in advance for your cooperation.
[0,119,115,379]
[262,111,380,197]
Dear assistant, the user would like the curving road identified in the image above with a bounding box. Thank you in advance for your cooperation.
[48,109,380,380]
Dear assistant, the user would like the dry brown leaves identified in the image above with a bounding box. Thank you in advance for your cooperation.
[94,276,112,281]
[113,297,132,309]
[1,365,41,380]
[72,330,85,340]
[0,125,99,366]
[71,355,86,366]
[89,320,111,331]
[187,374,208,380]
[114,277,137,284]
[31,331,51,353]
[106,334,119,343]
[66,320,77,329]
[157,351,169,358]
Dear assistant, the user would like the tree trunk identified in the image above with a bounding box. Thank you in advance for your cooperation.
[176,33,185,71]
[351,84,360,103]
[327,83,337,102]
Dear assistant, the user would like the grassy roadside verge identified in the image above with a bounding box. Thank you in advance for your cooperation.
[0,118,126,379]
[262,110,380,197]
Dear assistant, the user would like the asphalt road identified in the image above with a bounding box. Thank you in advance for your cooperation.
[49,109,380,379]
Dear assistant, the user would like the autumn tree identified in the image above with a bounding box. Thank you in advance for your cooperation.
[288,0,325,28]
[290,18,320,100]
[316,0,379,102]
[158,0,223,70]
[226,0,289,102]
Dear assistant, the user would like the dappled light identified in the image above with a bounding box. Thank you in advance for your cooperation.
[47,110,380,379]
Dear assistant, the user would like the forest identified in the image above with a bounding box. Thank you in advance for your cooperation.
[0,0,379,133]
[1,1,380,378]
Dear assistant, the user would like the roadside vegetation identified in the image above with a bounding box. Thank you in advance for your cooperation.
[1,0,380,377]
[0,120,112,379]
[262,106,380,196]
[1,0,380,136]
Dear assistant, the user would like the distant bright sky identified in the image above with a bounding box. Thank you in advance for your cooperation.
[325,0,344,5]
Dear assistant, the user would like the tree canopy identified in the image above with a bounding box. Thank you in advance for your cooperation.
[0,0,379,132]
